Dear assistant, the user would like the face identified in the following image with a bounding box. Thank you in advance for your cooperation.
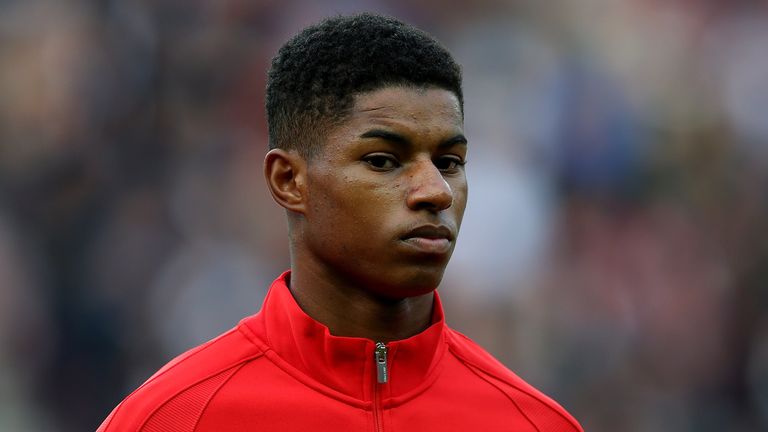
[301,85,468,299]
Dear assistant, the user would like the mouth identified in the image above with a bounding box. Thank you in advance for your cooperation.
[400,225,454,255]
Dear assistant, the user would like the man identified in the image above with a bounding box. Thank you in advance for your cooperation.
[98,13,583,431]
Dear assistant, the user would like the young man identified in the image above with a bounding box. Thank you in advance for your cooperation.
[98,13,583,431]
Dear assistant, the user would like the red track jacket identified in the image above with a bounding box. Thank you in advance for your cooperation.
[98,272,583,431]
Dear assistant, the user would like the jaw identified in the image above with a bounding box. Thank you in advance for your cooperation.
[291,238,449,302]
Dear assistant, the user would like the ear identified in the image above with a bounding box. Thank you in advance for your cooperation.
[263,148,308,215]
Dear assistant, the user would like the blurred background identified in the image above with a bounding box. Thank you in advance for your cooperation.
[1,0,767,430]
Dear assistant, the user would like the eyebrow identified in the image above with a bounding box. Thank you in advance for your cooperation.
[359,129,467,149]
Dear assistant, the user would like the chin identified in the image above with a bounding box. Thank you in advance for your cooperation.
[374,266,446,299]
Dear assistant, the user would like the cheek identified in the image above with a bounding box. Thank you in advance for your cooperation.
[450,180,469,225]
[306,178,402,267]
[309,175,393,234]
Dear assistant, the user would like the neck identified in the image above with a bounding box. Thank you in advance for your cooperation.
[288,259,435,343]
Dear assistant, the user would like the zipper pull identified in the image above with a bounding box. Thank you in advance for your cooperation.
[374,342,388,384]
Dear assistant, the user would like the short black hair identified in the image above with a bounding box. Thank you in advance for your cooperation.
[265,13,463,158]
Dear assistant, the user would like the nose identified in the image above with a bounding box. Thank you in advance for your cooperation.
[405,159,453,212]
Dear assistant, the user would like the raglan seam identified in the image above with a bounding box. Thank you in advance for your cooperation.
[456,355,542,432]
[136,353,265,430]
[103,328,246,430]
[135,328,239,397]
[447,338,582,431]
[102,336,223,431]
[192,362,248,432]
[236,322,263,348]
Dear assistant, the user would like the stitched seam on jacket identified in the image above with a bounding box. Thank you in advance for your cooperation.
[448,329,581,430]
[136,354,265,430]
[448,342,580,431]
[191,363,248,432]
[103,329,240,431]
[457,357,541,432]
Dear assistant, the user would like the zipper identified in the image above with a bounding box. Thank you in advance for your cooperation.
[374,342,388,384]
[373,342,388,432]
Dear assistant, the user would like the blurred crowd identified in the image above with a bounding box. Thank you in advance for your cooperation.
[1,0,767,430]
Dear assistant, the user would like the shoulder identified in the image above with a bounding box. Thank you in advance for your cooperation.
[98,323,265,432]
[445,327,583,432]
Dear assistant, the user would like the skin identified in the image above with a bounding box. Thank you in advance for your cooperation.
[264,85,467,342]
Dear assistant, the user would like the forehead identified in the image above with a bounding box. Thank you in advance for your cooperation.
[355,85,462,124]
[330,86,464,139]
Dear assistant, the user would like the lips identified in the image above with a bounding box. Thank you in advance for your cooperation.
[400,225,454,254]
[402,225,454,241]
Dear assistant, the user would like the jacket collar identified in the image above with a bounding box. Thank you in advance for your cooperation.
[243,271,447,402]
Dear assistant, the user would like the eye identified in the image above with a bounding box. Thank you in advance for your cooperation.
[363,154,400,171]
[434,156,466,172]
